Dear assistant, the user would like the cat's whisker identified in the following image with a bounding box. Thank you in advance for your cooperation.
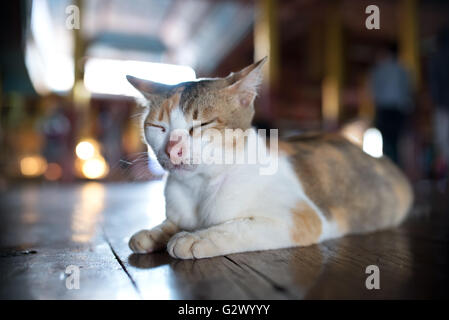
[130,112,145,119]
[127,151,149,156]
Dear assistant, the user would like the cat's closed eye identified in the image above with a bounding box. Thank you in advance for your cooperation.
[145,123,166,133]
[189,118,217,135]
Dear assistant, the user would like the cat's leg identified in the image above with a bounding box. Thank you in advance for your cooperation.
[167,216,318,259]
[129,219,179,254]
[129,175,198,254]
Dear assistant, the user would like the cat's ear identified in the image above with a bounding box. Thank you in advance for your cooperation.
[126,75,172,99]
[223,57,267,107]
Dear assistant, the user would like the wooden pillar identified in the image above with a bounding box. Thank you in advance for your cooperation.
[72,0,89,106]
[322,1,343,130]
[254,0,279,87]
[70,0,92,139]
[398,0,420,88]
[0,74,2,126]
[359,74,375,121]
[254,0,280,123]
[72,0,84,96]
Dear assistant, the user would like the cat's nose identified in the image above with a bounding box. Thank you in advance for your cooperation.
[165,138,182,159]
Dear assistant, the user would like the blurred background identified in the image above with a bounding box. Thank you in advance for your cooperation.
[0,0,448,188]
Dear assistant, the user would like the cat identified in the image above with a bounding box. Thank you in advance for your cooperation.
[126,57,413,259]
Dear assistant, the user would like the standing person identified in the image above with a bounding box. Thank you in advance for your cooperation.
[370,44,413,164]
[428,28,449,179]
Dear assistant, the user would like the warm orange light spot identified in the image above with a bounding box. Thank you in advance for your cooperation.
[20,155,47,177]
[81,156,109,180]
[44,163,62,181]
[71,182,105,243]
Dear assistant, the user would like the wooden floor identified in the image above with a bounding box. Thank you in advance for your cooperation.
[0,180,448,299]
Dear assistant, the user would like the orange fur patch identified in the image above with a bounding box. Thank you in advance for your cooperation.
[290,202,322,246]
[278,141,296,155]
[148,91,182,123]
[328,206,349,234]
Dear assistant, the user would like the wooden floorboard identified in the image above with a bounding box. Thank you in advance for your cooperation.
[0,184,139,299]
[0,181,448,299]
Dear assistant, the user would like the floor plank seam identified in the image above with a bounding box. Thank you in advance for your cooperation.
[238,260,290,293]
[102,228,142,299]
[225,256,294,298]
[222,256,258,299]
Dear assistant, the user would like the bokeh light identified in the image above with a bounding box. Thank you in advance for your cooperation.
[363,128,383,158]
[44,163,62,181]
[20,155,47,177]
[75,141,96,160]
[81,157,109,180]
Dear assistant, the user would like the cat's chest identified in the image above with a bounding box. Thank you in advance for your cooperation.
[191,175,237,226]
[166,169,261,229]
[195,176,228,222]
[196,173,259,226]
[165,174,228,229]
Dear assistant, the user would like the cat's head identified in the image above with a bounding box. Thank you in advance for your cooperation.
[127,57,266,175]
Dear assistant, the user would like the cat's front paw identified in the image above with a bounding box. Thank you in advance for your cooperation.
[167,231,217,259]
[129,229,166,254]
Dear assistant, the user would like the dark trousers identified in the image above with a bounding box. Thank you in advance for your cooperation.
[375,108,406,164]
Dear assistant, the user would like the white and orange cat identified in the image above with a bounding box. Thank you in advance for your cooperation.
[127,58,413,259]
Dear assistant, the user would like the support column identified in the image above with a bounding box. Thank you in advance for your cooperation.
[71,0,91,139]
[72,0,89,106]
[254,0,280,124]
[322,1,343,130]
[399,0,420,88]
[254,0,279,87]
